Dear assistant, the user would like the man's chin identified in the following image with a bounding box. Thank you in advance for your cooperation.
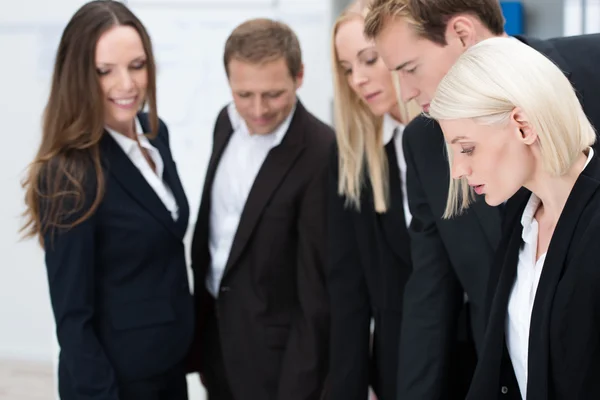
[249,124,277,135]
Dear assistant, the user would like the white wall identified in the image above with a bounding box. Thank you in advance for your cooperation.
[564,0,600,35]
[0,0,332,398]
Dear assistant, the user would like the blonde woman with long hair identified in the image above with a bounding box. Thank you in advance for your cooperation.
[325,2,420,400]
[430,37,599,400]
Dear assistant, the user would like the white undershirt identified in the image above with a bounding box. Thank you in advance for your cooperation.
[382,113,412,227]
[106,118,179,221]
[506,147,594,399]
[206,102,296,298]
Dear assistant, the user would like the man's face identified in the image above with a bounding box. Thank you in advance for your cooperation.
[374,17,465,112]
[227,57,302,135]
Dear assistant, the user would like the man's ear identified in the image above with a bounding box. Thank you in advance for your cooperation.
[511,107,537,145]
[446,15,478,48]
[294,63,305,90]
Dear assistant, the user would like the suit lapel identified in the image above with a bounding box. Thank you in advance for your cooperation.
[100,132,181,239]
[193,109,234,261]
[527,156,600,399]
[139,115,190,238]
[223,105,306,276]
[468,195,526,398]
[378,145,411,266]
[202,115,235,210]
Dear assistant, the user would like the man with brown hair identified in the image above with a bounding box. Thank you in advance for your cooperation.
[188,18,333,400]
[363,1,600,399]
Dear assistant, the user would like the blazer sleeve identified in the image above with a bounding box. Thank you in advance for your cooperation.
[276,145,332,400]
[42,167,120,399]
[396,125,464,400]
[322,147,371,400]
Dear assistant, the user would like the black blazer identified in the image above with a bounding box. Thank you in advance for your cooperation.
[43,114,194,400]
[397,32,600,400]
[467,154,600,400]
[189,100,333,400]
[326,144,412,400]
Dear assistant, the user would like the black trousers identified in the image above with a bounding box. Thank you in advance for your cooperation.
[119,364,188,400]
[201,308,236,400]
[58,361,188,400]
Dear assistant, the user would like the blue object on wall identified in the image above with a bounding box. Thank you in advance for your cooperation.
[501,1,524,35]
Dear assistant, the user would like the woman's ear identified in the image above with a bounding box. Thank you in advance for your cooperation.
[511,107,537,145]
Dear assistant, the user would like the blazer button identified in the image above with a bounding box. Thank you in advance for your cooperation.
[220,286,231,293]
[501,386,508,394]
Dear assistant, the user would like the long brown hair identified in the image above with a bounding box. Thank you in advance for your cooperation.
[21,0,159,245]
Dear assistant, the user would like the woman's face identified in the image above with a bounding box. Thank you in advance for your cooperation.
[440,114,535,206]
[95,25,148,135]
[335,17,398,117]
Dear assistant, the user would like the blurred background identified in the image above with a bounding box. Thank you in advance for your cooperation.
[0,0,597,398]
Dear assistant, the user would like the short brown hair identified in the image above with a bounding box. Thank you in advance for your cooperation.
[364,0,505,45]
[223,18,303,78]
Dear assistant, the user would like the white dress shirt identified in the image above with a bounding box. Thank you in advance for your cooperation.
[106,118,179,221]
[207,102,296,298]
[382,113,412,227]
[506,147,594,399]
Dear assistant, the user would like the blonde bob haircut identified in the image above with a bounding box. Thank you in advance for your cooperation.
[429,37,596,219]
[332,1,421,213]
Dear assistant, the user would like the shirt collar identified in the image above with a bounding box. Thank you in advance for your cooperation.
[382,112,405,145]
[226,100,296,146]
[106,117,145,155]
[584,147,594,169]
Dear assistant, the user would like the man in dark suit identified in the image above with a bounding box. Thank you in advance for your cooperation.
[362,0,600,399]
[187,18,333,400]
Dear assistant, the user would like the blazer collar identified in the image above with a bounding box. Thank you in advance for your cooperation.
[100,113,188,240]
[376,137,411,266]
[475,153,600,400]
[222,100,307,276]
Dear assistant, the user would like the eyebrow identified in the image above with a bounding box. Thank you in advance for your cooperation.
[338,46,375,66]
[451,136,468,144]
[96,56,146,67]
[357,46,375,57]
[393,59,417,71]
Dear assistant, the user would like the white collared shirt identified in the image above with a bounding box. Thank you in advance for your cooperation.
[106,118,179,221]
[207,102,296,298]
[506,148,594,399]
[382,113,412,227]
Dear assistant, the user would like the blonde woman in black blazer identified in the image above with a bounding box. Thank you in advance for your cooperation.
[326,2,421,400]
[429,37,600,400]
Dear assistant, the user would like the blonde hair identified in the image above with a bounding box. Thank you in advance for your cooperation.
[332,1,420,212]
[429,37,596,218]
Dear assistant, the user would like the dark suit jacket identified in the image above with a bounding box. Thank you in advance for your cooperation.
[326,144,412,400]
[189,100,333,400]
[467,154,600,400]
[43,113,194,400]
[397,33,600,400]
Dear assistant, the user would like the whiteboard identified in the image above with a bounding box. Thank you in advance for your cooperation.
[0,0,88,24]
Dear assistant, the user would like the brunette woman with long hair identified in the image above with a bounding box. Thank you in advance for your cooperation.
[21,1,193,399]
